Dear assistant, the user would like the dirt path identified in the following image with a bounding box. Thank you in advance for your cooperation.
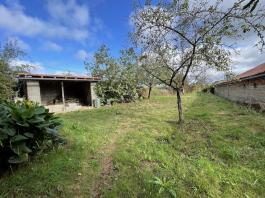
[91,122,129,198]
[90,134,118,197]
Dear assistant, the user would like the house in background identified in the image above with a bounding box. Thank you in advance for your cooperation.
[17,73,101,112]
[214,62,265,112]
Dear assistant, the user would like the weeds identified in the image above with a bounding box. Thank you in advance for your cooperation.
[149,176,177,198]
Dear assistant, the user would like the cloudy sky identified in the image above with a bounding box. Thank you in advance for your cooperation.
[0,0,133,74]
[0,0,264,79]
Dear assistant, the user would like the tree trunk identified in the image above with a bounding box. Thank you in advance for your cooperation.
[176,88,184,124]
[147,83,152,99]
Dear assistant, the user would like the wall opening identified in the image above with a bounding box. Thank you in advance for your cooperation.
[63,81,90,105]
[40,81,62,105]
[39,81,91,106]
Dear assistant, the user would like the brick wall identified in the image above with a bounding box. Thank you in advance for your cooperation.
[215,77,265,111]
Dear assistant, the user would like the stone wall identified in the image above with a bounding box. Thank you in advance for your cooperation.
[215,77,265,111]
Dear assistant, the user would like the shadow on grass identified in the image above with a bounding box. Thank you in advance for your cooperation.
[165,120,178,126]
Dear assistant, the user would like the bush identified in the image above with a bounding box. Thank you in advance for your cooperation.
[95,81,141,104]
[202,85,215,94]
[0,100,62,168]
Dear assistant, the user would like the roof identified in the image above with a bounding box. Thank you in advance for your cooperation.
[237,62,265,79]
[214,62,265,86]
[17,73,101,82]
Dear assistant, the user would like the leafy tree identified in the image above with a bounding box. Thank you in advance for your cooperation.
[137,54,162,99]
[141,72,156,99]
[13,64,34,74]
[85,45,141,103]
[224,71,237,81]
[0,40,25,100]
[131,0,265,123]
[85,45,119,103]
[118,47,142,101]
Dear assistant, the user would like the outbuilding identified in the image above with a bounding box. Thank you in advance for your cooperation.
[214,62,265,112]
[17,73,100,112]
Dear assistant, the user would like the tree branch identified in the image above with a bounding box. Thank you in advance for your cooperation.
[181,45,196,86]
[197,1,244,42]
[160,24,195,46]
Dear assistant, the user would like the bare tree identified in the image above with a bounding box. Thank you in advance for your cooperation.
[131,0,265,123]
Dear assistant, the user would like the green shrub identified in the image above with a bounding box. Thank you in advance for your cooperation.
[95,81,141,104]
[0,100,62,166]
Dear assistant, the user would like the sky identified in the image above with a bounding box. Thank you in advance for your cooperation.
[0,0,264,80]
[0,0,134,75]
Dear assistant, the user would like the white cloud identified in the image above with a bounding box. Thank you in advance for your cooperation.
[92,17,104,33]
[75,49,91,61]
[54,70,82,76]
[206,69,226,82]
[10,59,45,73]
[0,1,89,41]
[206,45,265,82]
[230,46,265,74]
[41,41,63,52]
[46,0,89,27]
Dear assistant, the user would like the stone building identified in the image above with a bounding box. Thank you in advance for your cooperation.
[17,73,100,112]
[214,62,265,112]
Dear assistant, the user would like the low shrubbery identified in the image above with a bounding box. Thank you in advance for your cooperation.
[0,100,62,173]
[95,82,142,104]
[202,85,215,94]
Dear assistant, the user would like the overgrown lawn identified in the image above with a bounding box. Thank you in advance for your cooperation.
[1,93,265,197]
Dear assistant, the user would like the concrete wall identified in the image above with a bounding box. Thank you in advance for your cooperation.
[215,77,265,111]
[24,80,99,111]
[26,80,41,104]
[46,103,91,113]
[90,82,98,106]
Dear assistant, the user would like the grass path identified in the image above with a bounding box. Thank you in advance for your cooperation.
[91,120,131,197]
[1,93,265,197]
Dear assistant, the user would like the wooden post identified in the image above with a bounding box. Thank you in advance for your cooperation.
[61,81,65,110]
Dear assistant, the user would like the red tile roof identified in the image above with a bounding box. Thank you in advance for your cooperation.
[237,62,265,79]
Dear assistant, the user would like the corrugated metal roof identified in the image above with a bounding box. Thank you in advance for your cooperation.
[237,62,265,79]
[17,73,101,82]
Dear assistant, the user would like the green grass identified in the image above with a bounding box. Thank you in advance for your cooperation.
[1,93,265,197]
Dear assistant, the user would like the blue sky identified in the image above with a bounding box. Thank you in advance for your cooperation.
[0,0,264,79]
[0,0,135,75]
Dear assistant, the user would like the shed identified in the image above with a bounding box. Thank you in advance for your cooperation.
[17,73,101,112]
[214,62,265,112]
